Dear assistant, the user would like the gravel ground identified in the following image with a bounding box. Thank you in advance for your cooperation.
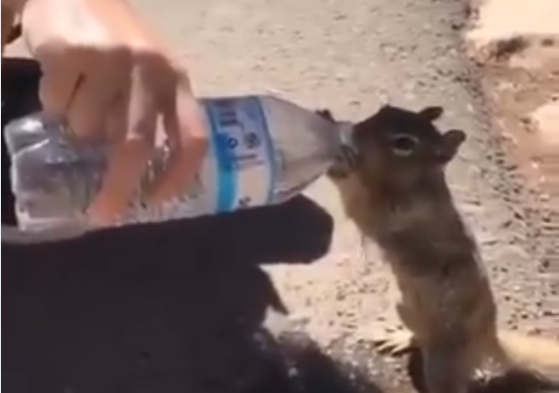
[3,0,557,392]
[466,0,559,327]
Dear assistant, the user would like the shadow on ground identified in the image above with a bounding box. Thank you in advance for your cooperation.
[2,194,337,393]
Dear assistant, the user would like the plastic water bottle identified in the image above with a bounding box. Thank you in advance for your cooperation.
[4,94,353,239]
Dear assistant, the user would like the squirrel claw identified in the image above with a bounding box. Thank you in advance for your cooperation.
[372,327,415,358]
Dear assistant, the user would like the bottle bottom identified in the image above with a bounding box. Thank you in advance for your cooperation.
[2,104,87,244]
[2,56,45,240]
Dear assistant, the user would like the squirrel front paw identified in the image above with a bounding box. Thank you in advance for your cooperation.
[316,108,359,179]
[327,145,359,179]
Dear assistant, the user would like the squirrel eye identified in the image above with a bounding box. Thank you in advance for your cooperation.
[389,134,419,156]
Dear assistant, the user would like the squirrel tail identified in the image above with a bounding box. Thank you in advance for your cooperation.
[497,330,559,381]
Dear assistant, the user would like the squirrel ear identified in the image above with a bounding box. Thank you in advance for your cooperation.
[437,129,466,163]
[418,106,444,122]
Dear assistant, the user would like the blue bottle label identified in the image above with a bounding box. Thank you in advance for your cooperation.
[202,96,277,213]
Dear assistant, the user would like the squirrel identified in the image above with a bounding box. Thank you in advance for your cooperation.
[319,105,559,393]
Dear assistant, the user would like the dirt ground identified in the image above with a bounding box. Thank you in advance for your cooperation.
[467,0,559,302]
[3,0,557,392]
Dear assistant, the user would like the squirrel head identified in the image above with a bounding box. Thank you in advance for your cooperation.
[351,105,466,191]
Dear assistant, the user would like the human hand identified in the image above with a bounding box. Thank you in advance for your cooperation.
[20,0,208,226]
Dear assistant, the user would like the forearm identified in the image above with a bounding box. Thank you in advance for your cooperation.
[84,0,165,49]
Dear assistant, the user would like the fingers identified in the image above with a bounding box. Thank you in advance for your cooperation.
[65,73,121,141]
[87,138,154,225]
[37,53,82,117]
[147,76,208,203]
[62,50,129,140]
[37,46,149,224]
[87,84,157,224]
[35,39,207,222]
[105,91,128,142]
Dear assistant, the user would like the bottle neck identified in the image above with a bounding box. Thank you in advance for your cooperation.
[337,121,355,148]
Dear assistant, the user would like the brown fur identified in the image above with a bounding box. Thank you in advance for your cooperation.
[322,106,559,393]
